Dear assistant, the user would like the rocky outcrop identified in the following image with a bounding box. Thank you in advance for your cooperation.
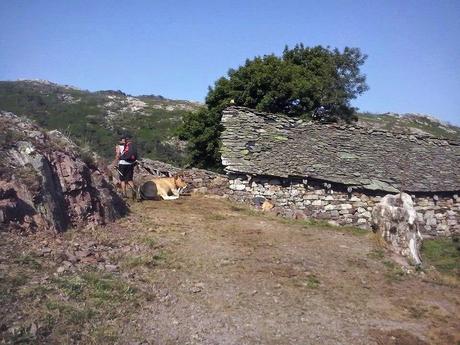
[0,111,127,233]
[372,193,423,265]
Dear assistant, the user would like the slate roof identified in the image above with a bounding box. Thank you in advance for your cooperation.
[220,107,460,193]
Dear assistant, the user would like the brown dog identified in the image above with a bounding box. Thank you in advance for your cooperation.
[139,175,187,200]
[262,200,274,211]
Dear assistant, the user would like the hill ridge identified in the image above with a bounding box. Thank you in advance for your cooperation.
[0,80,458,166]
[0,80,204,165]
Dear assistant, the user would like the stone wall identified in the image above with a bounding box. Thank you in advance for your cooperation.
[227,174,460,237]
[183,169,229,196]
[414,195,460,236]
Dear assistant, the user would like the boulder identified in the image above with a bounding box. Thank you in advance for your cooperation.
[0,111,127,233]
[371,193,422,265]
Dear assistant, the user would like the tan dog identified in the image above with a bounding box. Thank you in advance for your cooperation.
[262,200,274,211]
[139,175,187,200]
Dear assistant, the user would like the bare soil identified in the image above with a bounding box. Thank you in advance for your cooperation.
[1,195,459,344]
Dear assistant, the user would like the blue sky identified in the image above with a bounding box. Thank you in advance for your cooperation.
[1,0,459,125]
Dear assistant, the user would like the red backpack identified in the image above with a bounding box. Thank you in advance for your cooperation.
[120,141,138,162]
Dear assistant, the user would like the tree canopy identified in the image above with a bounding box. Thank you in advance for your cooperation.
[179,44,369,170]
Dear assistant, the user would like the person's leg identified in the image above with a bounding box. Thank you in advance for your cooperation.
[118,164,128,197]
[127,180,136,200]
[125,164,136,199]
[121,181,127,197]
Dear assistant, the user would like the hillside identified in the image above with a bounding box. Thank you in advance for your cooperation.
[1,93,459,344]
[0,80,458,168]
[0,80,203,165]
[358,111,460,140]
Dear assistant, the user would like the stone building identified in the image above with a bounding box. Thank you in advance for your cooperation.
[220,107,460,237]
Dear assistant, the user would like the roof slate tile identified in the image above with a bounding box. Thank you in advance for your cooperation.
[220,107,460,193]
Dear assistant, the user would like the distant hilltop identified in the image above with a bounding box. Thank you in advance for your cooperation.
[16,78,84,91]
[10,79,204,109]
[0,79,204,116]
[358,111,459,139]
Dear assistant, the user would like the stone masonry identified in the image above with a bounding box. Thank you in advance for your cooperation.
[220,107,460,237]
[227,175,459,237]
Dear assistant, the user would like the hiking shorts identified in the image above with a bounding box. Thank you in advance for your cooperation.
[118,163,134,182]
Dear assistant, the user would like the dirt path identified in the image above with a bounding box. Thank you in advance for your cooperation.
[119,196,460,345]
[1,195,459,344]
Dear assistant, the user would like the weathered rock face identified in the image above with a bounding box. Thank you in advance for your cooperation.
[371,193,423,265]
[0,111,127,233]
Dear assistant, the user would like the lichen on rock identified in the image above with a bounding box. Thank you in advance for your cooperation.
[371,193,423,265]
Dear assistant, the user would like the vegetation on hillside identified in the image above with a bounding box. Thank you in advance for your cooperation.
[0,78,458,171]
[0,80,202,165]
[178,44,369,170]
[358,111,460,140]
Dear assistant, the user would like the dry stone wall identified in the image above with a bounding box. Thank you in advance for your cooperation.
[414,195,460,236]
[219,107,459,237]
[227,174,460,237]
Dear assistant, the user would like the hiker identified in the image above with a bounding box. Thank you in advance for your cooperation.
[115,134,138,199]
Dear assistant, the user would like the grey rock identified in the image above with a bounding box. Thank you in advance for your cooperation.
[372,193,422,265]
[104,264,118,272]
[0,111,128,233]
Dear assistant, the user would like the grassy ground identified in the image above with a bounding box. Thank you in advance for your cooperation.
[1,195,459,344]
[421,238,460,275]
[0,243,144,344]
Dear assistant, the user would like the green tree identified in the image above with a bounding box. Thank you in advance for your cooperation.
[179,44,369,169]
[179,108,223,169]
